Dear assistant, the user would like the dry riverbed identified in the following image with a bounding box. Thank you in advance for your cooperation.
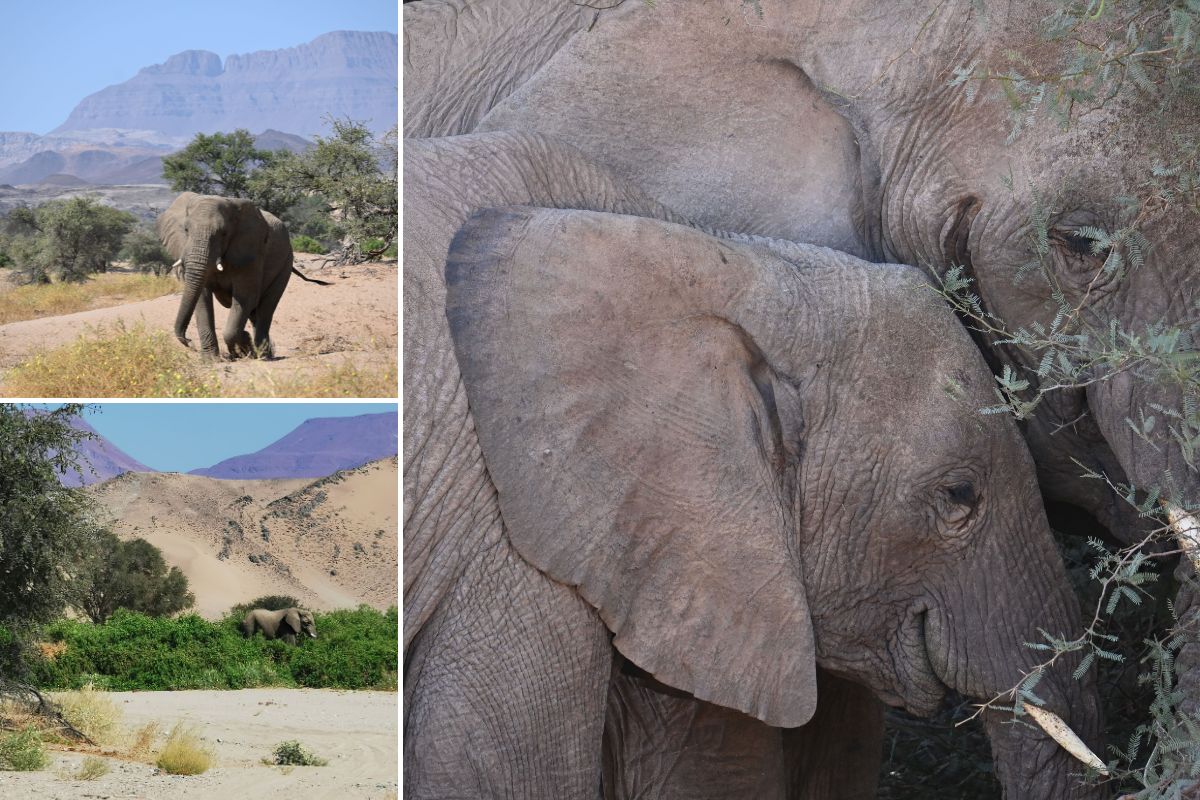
[0,689,398,799]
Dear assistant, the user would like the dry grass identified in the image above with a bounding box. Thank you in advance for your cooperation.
[51,684,121,747]
[126,721,160,761]
[36,641,67,660]
[233,358,398,398]
[70,756,110,780]
[2,321,220,397]
[0,273,177,324]
[155,723,212,775]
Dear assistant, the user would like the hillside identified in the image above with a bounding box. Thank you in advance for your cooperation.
[90,458,398,617]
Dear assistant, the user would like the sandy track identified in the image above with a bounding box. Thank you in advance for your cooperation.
[0,256,397,396]
[0,689,398,799]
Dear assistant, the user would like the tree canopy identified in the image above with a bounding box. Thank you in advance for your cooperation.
[68,531,194,624]
[161,129,275,199]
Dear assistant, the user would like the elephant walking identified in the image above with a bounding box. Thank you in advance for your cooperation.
[241,607,317,645]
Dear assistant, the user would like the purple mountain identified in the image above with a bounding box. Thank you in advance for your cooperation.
[61,418,155,487]
[188,412,398,479]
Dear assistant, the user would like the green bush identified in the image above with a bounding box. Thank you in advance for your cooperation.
[31,607,396,691]
[290,235,326,255]
[0,727,48,771]
[270,739,327,767]
[227,595,302,619]
[360,238,397,259]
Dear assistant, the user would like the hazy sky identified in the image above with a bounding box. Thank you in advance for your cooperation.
[0,0,398,134]
[68,402,395,472]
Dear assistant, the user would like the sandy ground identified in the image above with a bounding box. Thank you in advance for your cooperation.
[0,254,397,396]
[0,689,398,799]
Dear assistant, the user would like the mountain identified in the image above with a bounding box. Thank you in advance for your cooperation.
[52,31,397,139]
[189,412,398,479]
[60,419,155,488]
[91,458,398,616]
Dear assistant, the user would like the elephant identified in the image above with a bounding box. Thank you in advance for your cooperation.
[156,192,329,360]
[240,607,317,645]
[402,131,1104,799]
[407,0,1200,737]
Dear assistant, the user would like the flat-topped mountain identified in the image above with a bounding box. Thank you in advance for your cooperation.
[52,31,398,139]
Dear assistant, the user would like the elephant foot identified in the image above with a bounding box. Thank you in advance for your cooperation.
[176,335,192,349]
[229,331,254,359]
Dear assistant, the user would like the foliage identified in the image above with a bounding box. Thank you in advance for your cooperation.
[0,727,48,771]
[30,607,398,691]
[270,739,328,767]
[0,405,99,677]
[161,129,275,199]
[51,684,121,746]
[0,273,177,325]
[280,194,339,248]
[290,234,327,254]
[155,723,212,775]
[119,227,174,276]
[0,198,136,283]
[3,321,221,398]
[72,756,110,780]
[68,531,194,624]
[252,118,397,262]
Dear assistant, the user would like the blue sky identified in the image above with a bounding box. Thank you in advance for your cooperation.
[0,0,398,134]
[71,403,395,472]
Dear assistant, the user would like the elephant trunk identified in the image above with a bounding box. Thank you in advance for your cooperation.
[929,505,1106,798]
[174,230,217,347]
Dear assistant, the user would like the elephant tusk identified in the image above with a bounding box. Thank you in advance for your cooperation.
[1022,703,1108,775]
[1163,503,1200,574]
[216,259,224,272]
[172,259,182,269]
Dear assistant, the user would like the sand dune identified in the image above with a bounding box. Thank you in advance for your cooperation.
[90,458,399,618]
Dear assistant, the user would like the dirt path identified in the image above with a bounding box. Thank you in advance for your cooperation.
[0,256,397,396]
[0,689,398,799]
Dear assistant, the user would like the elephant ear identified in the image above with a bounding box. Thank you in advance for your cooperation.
[156,192,196,261]
[223,201,270,270]
[284,608,301,635]
[446,206,817,727]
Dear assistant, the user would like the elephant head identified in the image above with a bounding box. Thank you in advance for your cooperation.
[465,0,1199,547]
[156,191,270,356]
[286,608,318,640]
[445,206,1104,798]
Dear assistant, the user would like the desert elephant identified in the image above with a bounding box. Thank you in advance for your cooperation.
[404,136,1103,799]
[240,607,317,645]
[409,0,1200,722]
[156,192,328,360]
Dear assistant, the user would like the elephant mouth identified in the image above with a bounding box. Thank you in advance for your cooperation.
[888,606,951,716]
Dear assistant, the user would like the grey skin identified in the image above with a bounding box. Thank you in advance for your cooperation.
[158,192,314,360]
[403,133,1102,799]
[240,607,317,645]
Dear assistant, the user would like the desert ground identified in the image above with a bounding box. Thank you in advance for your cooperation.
[0,252,397,396]
[0,689,398,799]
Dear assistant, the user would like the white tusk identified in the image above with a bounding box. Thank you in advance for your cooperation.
[1163,504,1200,574]
[172,259,182,268]
[216,260,224,272]
[1023,703,1108,775]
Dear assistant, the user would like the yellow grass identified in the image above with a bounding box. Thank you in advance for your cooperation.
[233,358,398,398]
[126,721,160,761]
[0,273,177,324]
[51,684,121,747]
[71,756,110,780]
[155,723,213,775]
[3,321,220,397]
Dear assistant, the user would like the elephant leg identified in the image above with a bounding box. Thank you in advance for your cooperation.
[250,267,290,359]
[282,633,296,645]
[603,668,786,800]
[196,287,220,359]
[222,296,254,359]
[404,537,611,799]
[783,670,884,800]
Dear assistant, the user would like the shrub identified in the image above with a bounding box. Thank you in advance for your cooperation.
[120,228,174,276]
[227,596,302,619]
[155,723,212,775]
[0,727,48,771]
[72,756,109,780]
[270,739,327,766]
[51,683,121,745]
[3,322,220,398]
[290,235,326,254]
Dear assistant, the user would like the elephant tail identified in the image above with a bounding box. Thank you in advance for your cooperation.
[291,266,332,286]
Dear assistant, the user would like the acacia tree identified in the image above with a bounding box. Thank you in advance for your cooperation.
[0,405,101,675]
[161,129,275,199]
[34,198,135,282]
[69,531,194,624]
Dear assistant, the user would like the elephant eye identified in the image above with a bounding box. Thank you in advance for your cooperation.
[934,480,979,532]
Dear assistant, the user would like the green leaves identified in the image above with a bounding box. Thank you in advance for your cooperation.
[161,129,274,200]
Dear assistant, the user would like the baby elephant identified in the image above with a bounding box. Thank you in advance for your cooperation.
[241,607,317,645]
